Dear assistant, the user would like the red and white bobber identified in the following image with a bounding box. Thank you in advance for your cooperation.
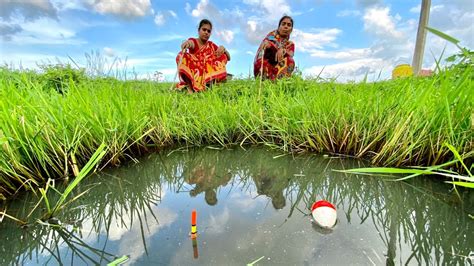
[311,200,337,229]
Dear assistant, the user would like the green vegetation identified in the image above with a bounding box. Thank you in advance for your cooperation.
[37,143,107,221]
[1,63,471,200]
[338,28,474,187]
[1,28,473,200]
[339,143,473,188]
[40,64,87,94]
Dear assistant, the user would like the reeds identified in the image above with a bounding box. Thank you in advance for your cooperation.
[0,61,472,199]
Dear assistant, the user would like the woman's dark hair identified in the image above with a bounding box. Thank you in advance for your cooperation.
[198,19,213,30]
[278,15,293,27]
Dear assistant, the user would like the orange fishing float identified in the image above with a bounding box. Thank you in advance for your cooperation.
[191,209,197,239]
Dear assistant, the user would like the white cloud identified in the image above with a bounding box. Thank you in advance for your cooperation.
[0,0,60,40]
[303,58,387,81]
[50,0,87,12]
[427,4,474,48]
[22,17,75,39]
[186,0,242,44]
[292,28,341,52]
[243,0,291,18]
[409,4,420,14]
[169,10,177,18]
[301,2,472,82]
[0,0,57,21]
[185,3,192,14]
[154,13,166,26]
[3,17,85,45]
[103,47,116,57]
[154,10,178,27]
[191,0,215,17]
[186,0,292,46]
[244,19,273,44]
[309,48,372,60]
[0,22,22,41]
[85,0,152,18]
[242,0,292,44]
[216,29,234,44]
[363,6,403,39]
[302,4,415,82]
[337,10,362,17]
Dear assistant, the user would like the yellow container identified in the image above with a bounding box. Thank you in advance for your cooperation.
[392,64,413,79]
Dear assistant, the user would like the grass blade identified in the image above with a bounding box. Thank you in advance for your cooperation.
[426,27,460,46]
[107,255,129,266]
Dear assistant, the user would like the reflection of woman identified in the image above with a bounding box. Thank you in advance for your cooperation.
[187,164,231,206]
[254,16,295,80]
[253,174,287,210]
[176,19,231,93]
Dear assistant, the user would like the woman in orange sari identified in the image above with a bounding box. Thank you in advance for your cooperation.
[254,16,295,80]
[176,19,231,93]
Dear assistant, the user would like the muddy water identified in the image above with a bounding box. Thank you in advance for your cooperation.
[1,147,473,265]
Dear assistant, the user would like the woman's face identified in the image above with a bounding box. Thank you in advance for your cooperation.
[278,18,293,37]
[198,23,212,42]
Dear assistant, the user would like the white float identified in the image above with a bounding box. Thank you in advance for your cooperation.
[311,200,337,228]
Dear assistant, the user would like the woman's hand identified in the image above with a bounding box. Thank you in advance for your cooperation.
[276,48,286,63]
[215,45,226,57]
[181,40,193,50]
[261,40,273,50]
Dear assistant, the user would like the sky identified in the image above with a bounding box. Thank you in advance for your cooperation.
[0,0,473,82]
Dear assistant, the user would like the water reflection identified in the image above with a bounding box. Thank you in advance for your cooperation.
[184,152,232,206]
[0,147,472,265]
[248,149,292,211]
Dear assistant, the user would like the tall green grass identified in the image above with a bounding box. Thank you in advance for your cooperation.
[0,60,472,200]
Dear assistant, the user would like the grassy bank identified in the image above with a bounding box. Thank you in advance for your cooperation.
[0,66,472,200]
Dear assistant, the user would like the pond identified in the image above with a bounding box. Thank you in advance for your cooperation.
[1,147,473,265]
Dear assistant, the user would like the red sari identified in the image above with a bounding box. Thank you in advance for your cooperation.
[176,38,229,92]
[254,30,295,80]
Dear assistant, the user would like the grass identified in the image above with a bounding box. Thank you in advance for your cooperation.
[338,142,473,188]
[0,58,472,200]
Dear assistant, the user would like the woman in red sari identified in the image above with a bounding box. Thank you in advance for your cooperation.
[176,19,231,93]
[254,16,295,80]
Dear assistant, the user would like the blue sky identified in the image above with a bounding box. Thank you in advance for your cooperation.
[1,0,473,81]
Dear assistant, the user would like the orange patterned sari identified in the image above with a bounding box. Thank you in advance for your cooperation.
[176,38,229,92]
[254,30,295,80]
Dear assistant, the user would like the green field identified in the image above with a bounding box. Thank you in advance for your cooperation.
[0,64,472,200]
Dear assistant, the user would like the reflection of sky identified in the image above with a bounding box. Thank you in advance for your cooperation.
[80,188,179,265]
[6,149,473,265]
[206,207,230,234]
[36,187,178,265]
[119,207,177,264]
[164,184,385,265]
[229,192,265,212]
